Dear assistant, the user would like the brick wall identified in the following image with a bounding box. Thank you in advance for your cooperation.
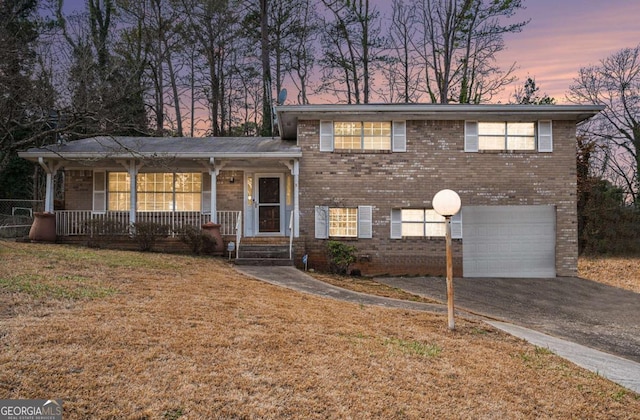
[64,170,94,210]
[295,119,578,277]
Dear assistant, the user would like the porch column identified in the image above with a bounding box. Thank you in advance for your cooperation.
[127,160,142,225]
[38,158,60,213]
[293,160,300,237]
[210,169,217,223]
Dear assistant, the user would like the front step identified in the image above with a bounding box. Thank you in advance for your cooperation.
[234,241,293,266]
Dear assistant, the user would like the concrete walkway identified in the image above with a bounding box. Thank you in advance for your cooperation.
[235,266,640,394]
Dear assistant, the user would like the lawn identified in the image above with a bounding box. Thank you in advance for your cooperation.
[1,241,638,418]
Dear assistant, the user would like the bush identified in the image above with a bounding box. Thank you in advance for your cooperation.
[176,225,217,255]
[132,222,170,252]
[84,219,128,248]
[326,240,357,275]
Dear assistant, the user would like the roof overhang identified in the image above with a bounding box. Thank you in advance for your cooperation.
[18,136,302,163]
[275,104,606,140]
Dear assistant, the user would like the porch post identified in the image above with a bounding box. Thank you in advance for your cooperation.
[210,169,217,223]
[293,160,300,237]
[128,160,139,225]
[38,158,60,213]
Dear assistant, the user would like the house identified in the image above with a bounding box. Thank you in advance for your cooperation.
[19,104,603,278]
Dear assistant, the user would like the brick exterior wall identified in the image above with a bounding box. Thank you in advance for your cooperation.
[295,119,578,277]
[64,170,94,210]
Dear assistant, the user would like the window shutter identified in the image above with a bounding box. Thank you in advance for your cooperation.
[319,121,334,152]
[202,173,211,213]
[93,171,106,213]
[358,205,373,239]
[538,120,553,152]
[390,209,402,239]
[451,212,462,239]
[392,121,407,152]
[464,121,479,152]
[315,206,329,239]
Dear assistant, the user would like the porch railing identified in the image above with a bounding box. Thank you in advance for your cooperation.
[55,210,242,237]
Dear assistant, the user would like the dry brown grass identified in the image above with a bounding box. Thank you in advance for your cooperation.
[1,241,638,419]
[579,256,640,294]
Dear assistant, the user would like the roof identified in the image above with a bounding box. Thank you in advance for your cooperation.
[19,136,302,161]
[275,103,605,140]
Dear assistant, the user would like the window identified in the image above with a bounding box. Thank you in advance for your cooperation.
[108,172,131,211]
[391,209,462,239]
[105,172,202,211]
[320,121,406,152]
[397,209,446,237]
[465,121,552,152]
[329,208,358,237]
[479,122,535,150]
[315,205,372,239]
[334,122,391,150]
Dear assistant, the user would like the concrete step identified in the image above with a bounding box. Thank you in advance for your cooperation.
[238,244,290,259]
[234,258,294,267]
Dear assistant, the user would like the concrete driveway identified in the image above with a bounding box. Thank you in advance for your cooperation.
[375,276,640,363]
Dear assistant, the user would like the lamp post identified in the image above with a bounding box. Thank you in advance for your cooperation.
[432,189,461,331]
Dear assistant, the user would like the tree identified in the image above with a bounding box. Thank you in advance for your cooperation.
[413,0,527,103]
[382,0,422,103]
[569,45,640,205]
[513,77,555,105]
[319,0,385,104]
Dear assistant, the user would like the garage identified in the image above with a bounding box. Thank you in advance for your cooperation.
[462,205,556,278]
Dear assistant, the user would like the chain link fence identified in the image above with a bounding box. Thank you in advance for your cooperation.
[0,199,44,238]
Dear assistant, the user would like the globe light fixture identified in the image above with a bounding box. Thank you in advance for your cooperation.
[432,189,461,330]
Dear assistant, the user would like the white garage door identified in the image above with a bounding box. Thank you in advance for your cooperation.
[463,205,556,278]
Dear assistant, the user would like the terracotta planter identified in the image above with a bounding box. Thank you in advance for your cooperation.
[29,212,57,242]
[201,222,224,254]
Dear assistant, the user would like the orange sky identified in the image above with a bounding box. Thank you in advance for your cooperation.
[496,0,640,103]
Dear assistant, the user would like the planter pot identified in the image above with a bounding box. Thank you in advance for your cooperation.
[29,212,56,242]
[202,222,224,254]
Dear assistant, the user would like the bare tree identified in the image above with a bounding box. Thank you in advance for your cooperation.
[412,0,527,103]
[569,45,640,205]
[381,0,422,103]
[319,0,385,104]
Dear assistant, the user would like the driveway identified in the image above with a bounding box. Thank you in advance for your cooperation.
[375,276,640,363]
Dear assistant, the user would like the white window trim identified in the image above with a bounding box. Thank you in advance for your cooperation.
[465,120,553,152]
[390,208,463,239]
[315,205,372,239]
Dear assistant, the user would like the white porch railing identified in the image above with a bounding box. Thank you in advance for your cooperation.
[55,210,242,237]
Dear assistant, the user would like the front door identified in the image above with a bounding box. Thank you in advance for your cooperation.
[256,175,283,234]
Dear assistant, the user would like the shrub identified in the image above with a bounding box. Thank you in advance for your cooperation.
[84,219,128,248]
[326,240,357,275]
[132,222,170,252]
[176,225,217,255]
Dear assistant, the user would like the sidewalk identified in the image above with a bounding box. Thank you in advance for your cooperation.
[235,266,640,394]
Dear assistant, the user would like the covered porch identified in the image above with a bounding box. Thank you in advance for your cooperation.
[19,136,302,253]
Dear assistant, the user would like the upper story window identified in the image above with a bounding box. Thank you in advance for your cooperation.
[334,122,391,150]
[320,120,406,152]
[478,122,535,150]
[465,120,553,152]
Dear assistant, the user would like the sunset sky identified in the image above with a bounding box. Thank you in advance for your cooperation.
[495,0,640,103]
[60,0,639,105]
